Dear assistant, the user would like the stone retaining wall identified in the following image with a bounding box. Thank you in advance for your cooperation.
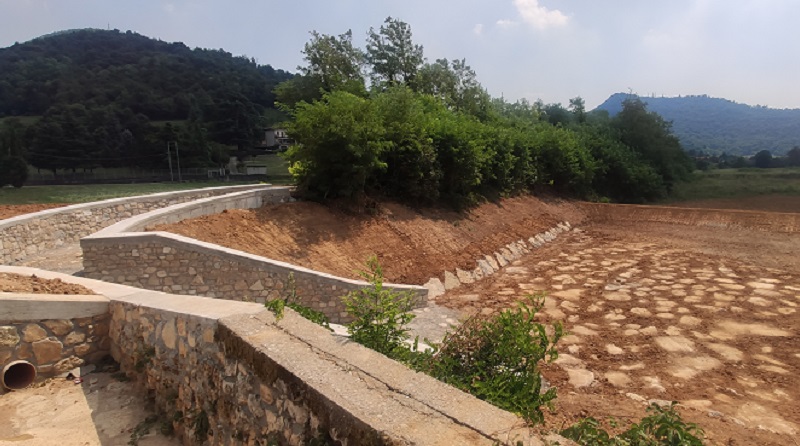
[0,184,268,264]
[81,188,427,324]
[0,293,110,387]
[0,267,568,446]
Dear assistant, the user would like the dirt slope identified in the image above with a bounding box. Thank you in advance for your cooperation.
[150,196,585,284]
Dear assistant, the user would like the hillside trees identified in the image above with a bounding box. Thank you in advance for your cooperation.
[0,29,294,172]
[0,118,29,187]
[613,98,694,190]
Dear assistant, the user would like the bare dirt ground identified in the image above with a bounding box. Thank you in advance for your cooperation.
[665,194,800,213]
[152,195,800,445]
[150,195,586,284]
[0,272,94,294]
[0,371,179,445]
[0,204,69,220]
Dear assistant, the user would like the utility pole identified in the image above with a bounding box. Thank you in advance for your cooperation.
[175,142,182,182]
[167,142,174,182]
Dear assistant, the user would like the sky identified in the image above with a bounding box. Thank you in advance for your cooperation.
[1,0,799,110]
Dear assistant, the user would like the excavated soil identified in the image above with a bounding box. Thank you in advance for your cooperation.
[0,204,69,220]
[0,273,95,294]
[153,195,800,445]
[666,194,800,213]
[149,195,586,285]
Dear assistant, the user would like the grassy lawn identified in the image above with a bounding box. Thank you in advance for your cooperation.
[665,167,800,202]
[0,181,264,205]
[1,153,294,205]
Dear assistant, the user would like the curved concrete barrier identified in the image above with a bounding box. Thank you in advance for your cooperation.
[80,186,427,324]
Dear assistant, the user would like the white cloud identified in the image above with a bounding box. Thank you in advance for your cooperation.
[163,3,176,14]
[473,23,484,35]
[513,0,568,30]
[496,19,517,28]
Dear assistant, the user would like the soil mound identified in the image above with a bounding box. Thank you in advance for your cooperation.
[0,273,95,295]
[149,195,585,284]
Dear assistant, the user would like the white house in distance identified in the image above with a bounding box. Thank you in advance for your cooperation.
[260,128,293,152]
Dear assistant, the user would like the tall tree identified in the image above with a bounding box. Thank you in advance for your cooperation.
[365,17,424,88]
[301,30,365,94]
[569,97,586,124]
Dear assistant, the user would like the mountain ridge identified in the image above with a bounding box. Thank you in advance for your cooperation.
[595,93,800,156]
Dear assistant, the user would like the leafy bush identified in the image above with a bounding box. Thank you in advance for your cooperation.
[265,272,331,330]
[423,295,562,424]
[0,156,28,188]
[343,255,418,357]
[561,402,705,446]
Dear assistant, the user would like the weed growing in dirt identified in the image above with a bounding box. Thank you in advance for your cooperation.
[561,402,705,446]
[265,272,331,330]
[343,255,418,357]
[423,295,563,425]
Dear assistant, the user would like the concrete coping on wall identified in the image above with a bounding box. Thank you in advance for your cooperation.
[0,293,109,322]
[0,183,268,228]
[81,186,428,298]
[87,185,291,237]
[0,266,569,445]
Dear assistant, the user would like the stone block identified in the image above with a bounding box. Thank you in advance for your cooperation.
[65,331,86,345]
[477,259,494,276]
[54,356,84,374]
[33,338,63,364]
[22,324,47,342]
[423,278,445,299]
[455,268,475,285]
[443,271,461,290]
[0,326,20,347]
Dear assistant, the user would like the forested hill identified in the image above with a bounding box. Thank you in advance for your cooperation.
[595,93,800,156]
[0,28,292,121]
[0,29,295,171]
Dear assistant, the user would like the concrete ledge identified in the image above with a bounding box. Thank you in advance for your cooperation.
[81,187,428,323]
[0,267,568,445]
[0,293,109,321]
[1,184,271,264]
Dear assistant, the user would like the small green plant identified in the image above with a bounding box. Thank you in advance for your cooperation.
[423,294,562,425]
[128,415,159,446]
[265,272,331,330]
[134,345,156,372]
[192,410,210,442]
[561,402,705,446]
[343,256,418,358]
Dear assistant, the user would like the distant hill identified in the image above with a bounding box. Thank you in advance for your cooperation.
[0,29,298,171]
[0,28,293,125]
[595,93,800,156]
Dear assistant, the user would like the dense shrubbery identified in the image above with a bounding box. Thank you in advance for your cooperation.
[280,18,693,206]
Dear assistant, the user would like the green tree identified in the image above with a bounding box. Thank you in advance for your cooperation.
[787,146,800,166]
[569,96,587,124]
[301,30,366,94]
[753,149,772,168]
[613,98,693,190]
[285,90,389,200]
[366,17,424,88]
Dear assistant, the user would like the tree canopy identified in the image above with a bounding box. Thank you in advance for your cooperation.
[280,18,695,207]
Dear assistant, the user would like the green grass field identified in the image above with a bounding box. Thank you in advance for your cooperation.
[665,167,800,202]
[0,182,263,205]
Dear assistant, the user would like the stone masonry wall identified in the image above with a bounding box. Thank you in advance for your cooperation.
[83,235,427,324]
[0,313,110,387]
[0,184,267,264]
[109,298,563,446]
[81,188,427,325]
